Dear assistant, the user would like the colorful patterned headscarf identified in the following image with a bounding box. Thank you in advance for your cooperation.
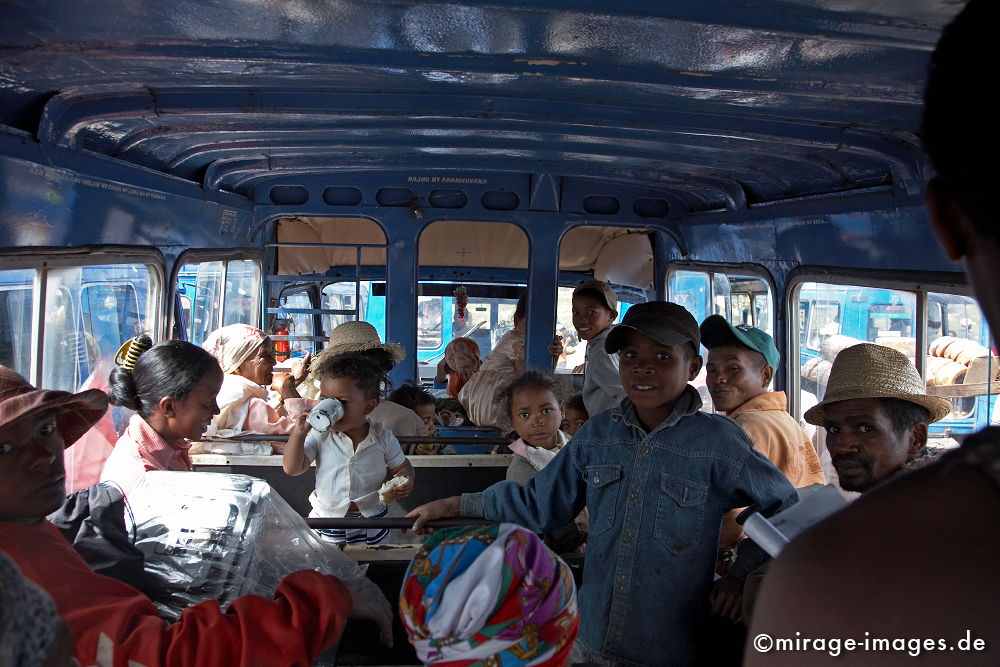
[400,524,578,666]
[443,338,481,399]
[202,324,268,374]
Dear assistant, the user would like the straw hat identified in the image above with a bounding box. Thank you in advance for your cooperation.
[0,366,109,446]
[803,343,952,425]
[315,321,405,366]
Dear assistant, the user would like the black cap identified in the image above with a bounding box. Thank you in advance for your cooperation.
[605,301,701,353]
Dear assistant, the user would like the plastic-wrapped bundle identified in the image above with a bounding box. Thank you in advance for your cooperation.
[128,471,366,621]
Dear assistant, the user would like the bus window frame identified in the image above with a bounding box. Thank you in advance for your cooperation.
[171,248,262,342]
[785,267,973,422]
[665,260,777,334]
[0,246,165,385]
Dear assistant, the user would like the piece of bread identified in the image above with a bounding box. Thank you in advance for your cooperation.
[379,476,409,504]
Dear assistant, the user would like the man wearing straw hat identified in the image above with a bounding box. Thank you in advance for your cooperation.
[802,343,952,493]
[748,3,1000,661]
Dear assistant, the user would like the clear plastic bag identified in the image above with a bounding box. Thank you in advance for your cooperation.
[128,471,367,621]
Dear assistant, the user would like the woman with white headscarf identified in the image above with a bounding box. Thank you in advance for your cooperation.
[202,324,316,439]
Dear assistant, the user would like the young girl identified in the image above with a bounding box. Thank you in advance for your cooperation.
[102,336,223,495]
[283,353,415,545]
[459,294,561,431]
[498,371,569,484]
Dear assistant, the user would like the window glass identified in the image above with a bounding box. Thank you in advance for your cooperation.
[926,293,993,422]
[178,261,222,346]
[0,269,34,378]
[178,259,260,346]
[222,260,260,328]
[794,282,916,423]
[321,282,369,339]
[42,264,157,392]
[279,290,315,358]
[417,296,444,349]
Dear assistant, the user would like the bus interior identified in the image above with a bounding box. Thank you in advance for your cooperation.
[0,0,992,662]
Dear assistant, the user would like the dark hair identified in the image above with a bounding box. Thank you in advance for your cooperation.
[315,353,385,401]
[108,337,222,418]
[683,341,699,360]
[356,347,396,373]
[513,292,527,322]
[876,397,931,436]
[389,381,436,410]
[922,0,994,236]
[565,393,588,416]
[495,371,562,418]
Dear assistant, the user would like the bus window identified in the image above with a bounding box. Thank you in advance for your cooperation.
[805,302,841,351]
[178,259,261,345]
[38,263,158,392]
[178,261,222,346]
[794,281,917,423]
[80,282,141,378]
[222,260,261,329]
[321,282,370,338]
[926,293,993,422]
[417,296,444,349]
[668,269,773,334]
[0,269,34,378]
[278,289,316,358]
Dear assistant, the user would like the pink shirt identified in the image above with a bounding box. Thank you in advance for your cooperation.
[101,414,193,495]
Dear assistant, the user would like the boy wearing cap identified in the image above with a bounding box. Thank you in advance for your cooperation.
[701,315,826,546]
[408,302,796,665]
[572,281,625,416]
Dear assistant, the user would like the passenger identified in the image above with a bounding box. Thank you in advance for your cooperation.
[201,324,315,439]
[0,550,78,667]
[803,343,950,493]
[399,523,578,666]
[560,392,589,437]
[390,382,456,455]
[408,302,796,665]
[500,371,568,484]
[0,365,359,666]
[458,293,561,431]
[101,336,222,495]
[701,316,826,550]
[747,3,1000,660]
[306,321,427,438]
[432,337,481,399]
[283,354,415,545]
[572,281,626,416]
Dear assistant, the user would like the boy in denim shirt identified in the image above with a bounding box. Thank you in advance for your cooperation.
[409,302,796,665]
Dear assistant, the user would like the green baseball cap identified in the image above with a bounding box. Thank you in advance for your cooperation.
[699,315,780,369]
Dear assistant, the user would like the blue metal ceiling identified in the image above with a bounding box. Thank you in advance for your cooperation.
[0,0,964,212]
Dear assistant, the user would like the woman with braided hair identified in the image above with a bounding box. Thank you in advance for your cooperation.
[101,335,223,495]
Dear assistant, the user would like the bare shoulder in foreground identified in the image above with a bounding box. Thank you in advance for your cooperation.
[746,459,1000,666]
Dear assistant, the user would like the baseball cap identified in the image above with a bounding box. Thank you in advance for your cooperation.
[699,315,779,369]
[573,281,619,314]
[605,302,700,353]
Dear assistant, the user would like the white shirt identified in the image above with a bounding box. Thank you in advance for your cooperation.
[304,417,407,518]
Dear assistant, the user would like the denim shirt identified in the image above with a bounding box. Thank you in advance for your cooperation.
[461,385,797,665]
